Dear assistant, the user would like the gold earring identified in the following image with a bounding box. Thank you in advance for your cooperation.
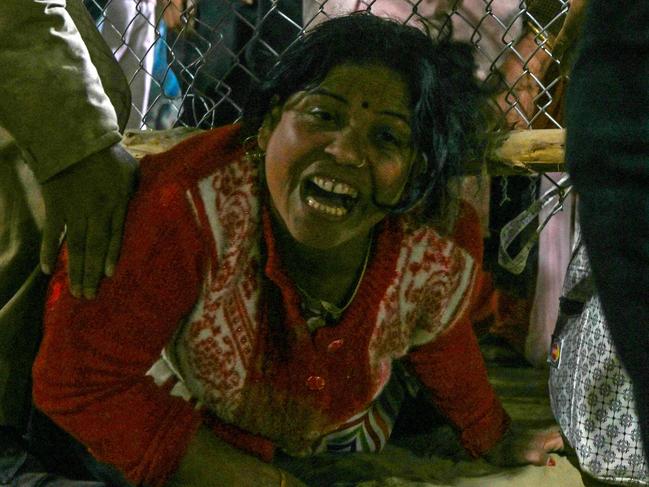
[245,148,265,165]
[243,134,265,164]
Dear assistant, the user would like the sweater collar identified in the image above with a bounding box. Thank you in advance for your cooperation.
[261,206,403,331]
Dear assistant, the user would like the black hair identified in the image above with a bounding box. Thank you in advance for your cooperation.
[244,13,494,226]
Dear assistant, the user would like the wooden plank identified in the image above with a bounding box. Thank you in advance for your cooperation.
[121,127,204,160]
[122,127,567,176]
[463,129,566,175]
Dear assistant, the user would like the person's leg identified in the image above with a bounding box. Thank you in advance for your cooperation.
[0,147,104,486]
[0,145,44,432]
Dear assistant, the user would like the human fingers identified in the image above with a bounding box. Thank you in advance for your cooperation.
[520,429,564,466]
[105,202,128,278]
[82,214,112,299]
[65,218,88,299]
[519,440,551,466]
[38,143,137,296]
[525,451,557,467]
[541,427,565,452]
[40,213,65,276]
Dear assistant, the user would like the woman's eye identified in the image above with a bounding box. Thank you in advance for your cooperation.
[376,129,403,147]
[308,108,336,122]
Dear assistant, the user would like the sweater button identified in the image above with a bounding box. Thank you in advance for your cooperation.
[306,375,325,391]
[327,338,345,353]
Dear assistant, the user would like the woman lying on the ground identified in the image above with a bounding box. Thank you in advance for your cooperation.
[33,13,562,487]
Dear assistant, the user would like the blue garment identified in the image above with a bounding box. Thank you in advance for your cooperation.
[151,22,180,99]
[146,21,182,129]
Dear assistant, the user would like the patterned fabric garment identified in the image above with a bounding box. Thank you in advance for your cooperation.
[155,134,479,455]
[549,236,649,485]
[34,126,510,487]
[311,360,422,454]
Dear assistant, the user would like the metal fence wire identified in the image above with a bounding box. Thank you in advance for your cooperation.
[84,0,569,132]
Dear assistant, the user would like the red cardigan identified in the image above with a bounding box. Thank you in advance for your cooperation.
[33,125,509,487]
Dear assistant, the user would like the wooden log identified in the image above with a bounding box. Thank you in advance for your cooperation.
[121,127,204,159]
[464,129,566,175]
[0,126,564,176]
[121,127,566,176]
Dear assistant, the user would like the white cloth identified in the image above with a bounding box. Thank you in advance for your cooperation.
[100,0,157,129]
[526,173,575,366]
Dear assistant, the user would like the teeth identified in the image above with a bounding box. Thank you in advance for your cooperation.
[306,196,348,216]
[311,176,358,198]
[333,182,356,197]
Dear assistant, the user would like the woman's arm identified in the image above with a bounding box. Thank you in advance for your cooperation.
[405,317,511,458]
[405,202,509,456]
[32,178,206,486]
[406,203,562,464]
[33,157,310,485]
[407,316,563,466]
[169,426,307,487]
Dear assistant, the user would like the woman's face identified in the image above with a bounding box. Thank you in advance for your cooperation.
[258,63,418,250]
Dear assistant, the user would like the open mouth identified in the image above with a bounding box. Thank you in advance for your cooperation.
[304,175,359,217]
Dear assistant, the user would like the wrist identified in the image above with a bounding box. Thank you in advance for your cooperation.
[483,427,515,465]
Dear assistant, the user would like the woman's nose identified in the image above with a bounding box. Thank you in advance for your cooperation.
[324,127,366,168]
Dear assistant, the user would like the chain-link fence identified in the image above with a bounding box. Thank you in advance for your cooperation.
[84,0,570,132]
[88,0,576,323]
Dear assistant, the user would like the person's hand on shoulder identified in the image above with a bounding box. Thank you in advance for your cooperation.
[484,423,564,467]
[40,143,138,299]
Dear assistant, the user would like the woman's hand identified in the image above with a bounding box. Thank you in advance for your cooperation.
[484,424,564,467]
